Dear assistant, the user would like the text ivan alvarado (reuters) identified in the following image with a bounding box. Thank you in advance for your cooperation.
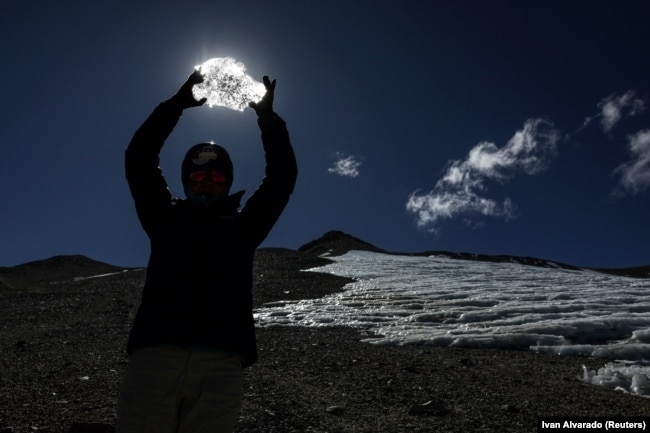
[538,417,648,432]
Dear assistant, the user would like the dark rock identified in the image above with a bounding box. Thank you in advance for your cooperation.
[67,423,114,433]
[0,427,15,433]
[325,406,345,416]
[408,399,450,417]
[501,404,520,413]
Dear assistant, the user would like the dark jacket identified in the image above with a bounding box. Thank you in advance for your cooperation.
[125,97,297,367]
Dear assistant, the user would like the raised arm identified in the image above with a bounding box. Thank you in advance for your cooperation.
[241,76,298,246]
[125,71,206,235]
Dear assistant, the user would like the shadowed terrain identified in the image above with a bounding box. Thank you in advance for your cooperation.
[1,231,649,432]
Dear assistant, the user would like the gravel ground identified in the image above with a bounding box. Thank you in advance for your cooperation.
[1,248,649,433]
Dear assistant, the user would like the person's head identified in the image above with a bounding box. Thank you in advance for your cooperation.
[181,142,233,206]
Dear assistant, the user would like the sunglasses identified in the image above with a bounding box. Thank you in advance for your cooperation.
[189,170,227,184]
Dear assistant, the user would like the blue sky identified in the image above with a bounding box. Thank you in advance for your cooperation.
[1,0,649,268]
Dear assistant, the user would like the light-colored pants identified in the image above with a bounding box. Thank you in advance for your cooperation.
[116,346,243,433]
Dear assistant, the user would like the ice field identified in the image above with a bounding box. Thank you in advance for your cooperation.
[255,250,650,396]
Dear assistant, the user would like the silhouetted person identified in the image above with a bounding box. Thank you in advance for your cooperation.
[117,71,297,433]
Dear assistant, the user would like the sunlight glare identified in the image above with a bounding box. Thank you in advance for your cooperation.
[193,57,266,111]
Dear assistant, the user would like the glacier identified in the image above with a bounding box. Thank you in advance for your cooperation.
[255,250,650,397]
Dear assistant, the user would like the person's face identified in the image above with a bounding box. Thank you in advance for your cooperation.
[187,169,228,197]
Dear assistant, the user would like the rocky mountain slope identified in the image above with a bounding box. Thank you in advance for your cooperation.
[2,231,650,432]
[0,255,129,292]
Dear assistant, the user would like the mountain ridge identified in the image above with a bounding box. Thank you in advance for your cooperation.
[1,231,649,288]
[299,230,650,279]
[0,254,135,292]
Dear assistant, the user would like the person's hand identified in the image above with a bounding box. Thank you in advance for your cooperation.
[172,70,207,109]
[249,75,276,117]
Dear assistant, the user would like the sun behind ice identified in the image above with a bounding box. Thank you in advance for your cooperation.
[193,57,266,111]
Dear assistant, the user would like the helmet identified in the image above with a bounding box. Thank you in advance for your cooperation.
[181,142,234,188]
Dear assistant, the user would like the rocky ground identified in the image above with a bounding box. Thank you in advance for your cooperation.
[1,246,649,433]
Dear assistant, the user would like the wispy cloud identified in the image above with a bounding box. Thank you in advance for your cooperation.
[613,129,650,195]
[407,90,649,234]
[578,90,650,196]
[407,118,560,232]
[584,91,646,133]
[328,153,362,178]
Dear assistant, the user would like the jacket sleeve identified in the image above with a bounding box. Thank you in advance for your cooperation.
[240,113,298,247]
[125,98,184,237]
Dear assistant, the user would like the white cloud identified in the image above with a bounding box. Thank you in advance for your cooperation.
[613,129,650,195]
[407,118,560,232]
[597,91,645,133]
[407,189,518,233]
[328,153,362,178]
